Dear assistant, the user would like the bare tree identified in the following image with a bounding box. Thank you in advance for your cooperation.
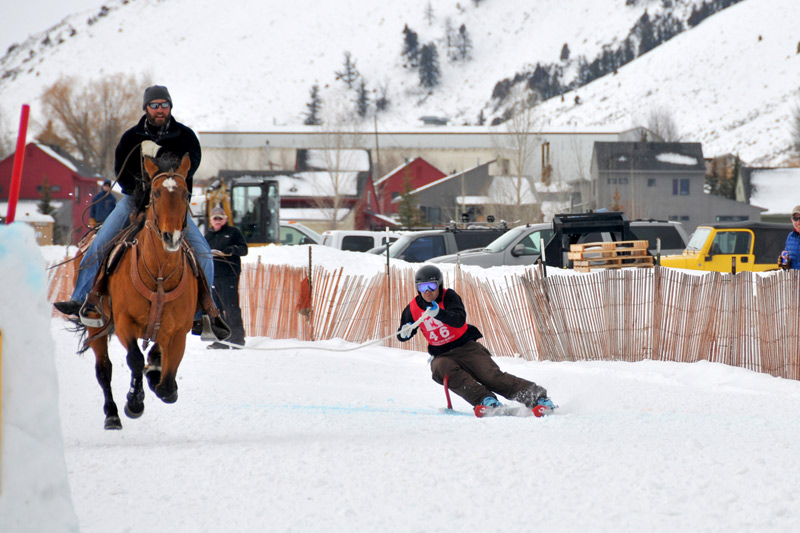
[490,86,544,223]
[39,73,149,178]
[0,107,14,160]
[314,94,363,230]
[646,107,680,142]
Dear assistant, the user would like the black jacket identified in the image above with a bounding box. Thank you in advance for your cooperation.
[205,224,248,278]
[397,288,483,356]
[114,115,201,195]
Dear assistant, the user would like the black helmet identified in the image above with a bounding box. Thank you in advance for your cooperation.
[415,265,443,288]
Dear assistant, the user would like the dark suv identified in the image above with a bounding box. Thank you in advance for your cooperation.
[368,225,509,263]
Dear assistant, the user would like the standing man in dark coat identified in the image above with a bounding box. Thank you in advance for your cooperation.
[205,207,248,349]
[396,265,554,416]
[89,180,117,227]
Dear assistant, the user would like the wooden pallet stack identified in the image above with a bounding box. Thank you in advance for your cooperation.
[568,240,653,272]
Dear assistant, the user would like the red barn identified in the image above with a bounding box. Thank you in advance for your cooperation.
[0,143,101,244]
[374,157,447,215]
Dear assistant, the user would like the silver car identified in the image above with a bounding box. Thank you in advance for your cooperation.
[430,223,553,267]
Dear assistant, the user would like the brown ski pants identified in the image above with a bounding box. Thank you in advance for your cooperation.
[430,340,540,407]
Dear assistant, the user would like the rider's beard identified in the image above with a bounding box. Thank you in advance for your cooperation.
[146,112,169,127]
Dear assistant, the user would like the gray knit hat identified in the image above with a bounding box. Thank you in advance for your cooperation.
[142,85,172,109]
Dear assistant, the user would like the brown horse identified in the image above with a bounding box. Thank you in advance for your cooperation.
[86,154,198,429]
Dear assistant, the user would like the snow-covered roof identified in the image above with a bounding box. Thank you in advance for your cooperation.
[279,207,349,222]
[305,149,370,172]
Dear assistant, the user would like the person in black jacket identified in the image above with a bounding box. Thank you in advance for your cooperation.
[205,207,248,349]
[54,85,229,341]
[397,265,553,415]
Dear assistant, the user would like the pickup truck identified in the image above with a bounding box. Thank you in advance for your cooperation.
[368,226,509,263]
[661,221,791,272]
[321,230,401,252]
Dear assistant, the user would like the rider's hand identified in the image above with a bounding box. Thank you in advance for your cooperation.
[141,140,161,158]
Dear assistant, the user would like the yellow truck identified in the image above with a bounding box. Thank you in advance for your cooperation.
[661,222,792,273]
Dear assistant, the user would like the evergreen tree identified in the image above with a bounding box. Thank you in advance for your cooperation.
[477,109,486,126]
[375,84,390,112]
[455,24,473,61]
[560,43,570,62]
[418,43,441,88]
[335,51,360,89]
[636,11,658,56]
[356,80,370,118]
[397,173,422,229]
[424,2,435,26]
[38,177,56,217]
[402,25,420,68]
[303,84,322,125]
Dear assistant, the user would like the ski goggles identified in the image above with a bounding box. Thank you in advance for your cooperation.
[417,281,439,293]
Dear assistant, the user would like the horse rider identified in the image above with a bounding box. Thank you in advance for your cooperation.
[54,85,230,341]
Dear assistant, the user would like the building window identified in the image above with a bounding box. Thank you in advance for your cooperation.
[647,179,656,187]
[607,178,617,184]
[672,179,690,195]
[618,177,629,185]
[716,215,748,222]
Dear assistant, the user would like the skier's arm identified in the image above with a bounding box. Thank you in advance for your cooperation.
[435,290,467,328]
[396,306,416,342]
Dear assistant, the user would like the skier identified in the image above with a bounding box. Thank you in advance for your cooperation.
[397,265,554,416]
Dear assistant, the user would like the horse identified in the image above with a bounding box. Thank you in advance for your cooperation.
[85,154,198,430]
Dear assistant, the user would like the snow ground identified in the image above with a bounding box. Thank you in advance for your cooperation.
[4,231,800,532]
[53,322,800,532]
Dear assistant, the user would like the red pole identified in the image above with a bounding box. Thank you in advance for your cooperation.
[5,104,30,224]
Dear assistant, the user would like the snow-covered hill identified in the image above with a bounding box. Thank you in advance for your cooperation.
[1,0,797,166]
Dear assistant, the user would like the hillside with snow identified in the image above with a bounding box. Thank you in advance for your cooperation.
[1,0,798,166]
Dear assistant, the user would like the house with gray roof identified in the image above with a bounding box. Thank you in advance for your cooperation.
[591,142,764,234]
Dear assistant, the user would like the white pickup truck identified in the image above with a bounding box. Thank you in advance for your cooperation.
[321,230,402,252]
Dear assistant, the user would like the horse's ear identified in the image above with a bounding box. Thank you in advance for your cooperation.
[143,157,159,183]
[178,154,191,178]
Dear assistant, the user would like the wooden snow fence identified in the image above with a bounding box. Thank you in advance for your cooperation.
[46,257,800,380]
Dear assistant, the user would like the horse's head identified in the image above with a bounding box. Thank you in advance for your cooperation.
[142,154,192,252]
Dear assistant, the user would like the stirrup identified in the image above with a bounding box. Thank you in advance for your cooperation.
[79,301,105,328]
[199,315,217,342]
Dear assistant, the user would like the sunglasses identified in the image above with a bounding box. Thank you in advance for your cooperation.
[793,215,800,222]
[211,216,225,221]
[147,102,171,109]
[417,281,439,293]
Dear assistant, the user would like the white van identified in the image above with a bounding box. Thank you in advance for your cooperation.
[321,230,401,252]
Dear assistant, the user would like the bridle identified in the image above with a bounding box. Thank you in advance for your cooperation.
[143,171,191,244]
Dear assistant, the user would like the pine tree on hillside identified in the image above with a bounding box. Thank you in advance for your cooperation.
[376,84,390,112]
[560,43,570,62]
[304,84,322,125]
[419,43,441,88]
[424,2,435,26]
[455,24,473,61]
[335,51,360,89]
[356,80,370,118]
[636,11,658,56]
[402,25,420,68]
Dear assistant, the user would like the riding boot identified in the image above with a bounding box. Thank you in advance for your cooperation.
[192,277,232,342]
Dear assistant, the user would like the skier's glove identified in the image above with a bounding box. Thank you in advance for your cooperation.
[141,140,161,158]
[426,301,439,318]
[778,251,790,270]
[399,323,415,340]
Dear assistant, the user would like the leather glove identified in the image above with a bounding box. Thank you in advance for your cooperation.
[426,301,439,318]
[141,140,161,158]
[398,323,415,340]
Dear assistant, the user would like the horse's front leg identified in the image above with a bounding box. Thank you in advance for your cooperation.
[144,343,162,393]
[122,338,146,419]
[90,335,122,430]
[155,334,187,404]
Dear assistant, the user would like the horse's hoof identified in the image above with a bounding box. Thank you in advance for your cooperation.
[156,388,178,404]
[124,402,144,419]
[104,415,122,430]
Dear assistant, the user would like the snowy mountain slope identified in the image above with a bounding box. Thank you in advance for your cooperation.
[0,0,796,166]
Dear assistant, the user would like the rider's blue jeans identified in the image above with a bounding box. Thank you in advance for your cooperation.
[71,195,213,314]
